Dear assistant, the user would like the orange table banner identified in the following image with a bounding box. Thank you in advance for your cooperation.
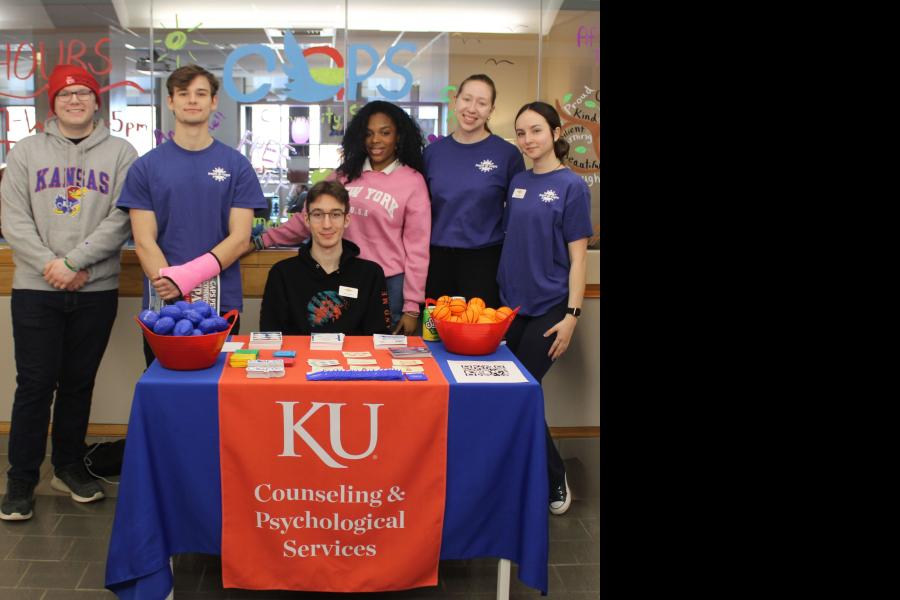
[218,336,449,592]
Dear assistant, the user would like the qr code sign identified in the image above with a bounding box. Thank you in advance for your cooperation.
[460,363,511,378]
[448,360,527,383]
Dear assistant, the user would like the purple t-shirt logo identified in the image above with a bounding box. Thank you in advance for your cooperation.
[208,167,231,182]
[475,159,498,173]
[539,189,560,203]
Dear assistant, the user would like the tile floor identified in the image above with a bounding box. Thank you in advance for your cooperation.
[1,435,599,599]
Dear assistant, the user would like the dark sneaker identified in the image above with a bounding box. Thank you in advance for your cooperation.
[84,439,125,477]
[1,478,36,521]
[549,474,571,515]
[51,462,105,503]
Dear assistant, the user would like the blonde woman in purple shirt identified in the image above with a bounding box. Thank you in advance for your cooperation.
[424,74,524,307]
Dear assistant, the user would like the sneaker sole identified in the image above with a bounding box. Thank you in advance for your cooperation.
[50,476,105,503]
[0,509,33,521]
[549,478,572,515]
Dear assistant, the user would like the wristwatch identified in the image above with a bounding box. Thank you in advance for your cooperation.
[565,307,581,317]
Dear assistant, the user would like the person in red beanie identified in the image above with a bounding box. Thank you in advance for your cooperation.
[0,63,137,521]
[47,64,103,113]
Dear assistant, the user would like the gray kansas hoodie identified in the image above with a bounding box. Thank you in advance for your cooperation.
[0,117,137,291]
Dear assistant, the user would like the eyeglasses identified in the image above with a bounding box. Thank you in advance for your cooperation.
[56,89,94,101]
[308,209,346,222]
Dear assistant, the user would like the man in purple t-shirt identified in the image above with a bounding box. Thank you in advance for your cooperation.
[117,64,265,366]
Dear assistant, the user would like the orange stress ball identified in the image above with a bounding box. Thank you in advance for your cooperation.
[432,304,451,321]
[436,295,451,307]
[495,306,513,321]
[467,297,486,311]
[463,307,480,323]
[449,298,467,315]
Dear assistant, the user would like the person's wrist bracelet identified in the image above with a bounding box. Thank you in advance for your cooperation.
[63,257,78,272]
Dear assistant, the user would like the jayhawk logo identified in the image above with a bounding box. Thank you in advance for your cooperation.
[54,185,85,215]
[308,290,348,327]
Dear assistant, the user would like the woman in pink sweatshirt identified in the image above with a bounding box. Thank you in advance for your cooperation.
[253,101,430,335]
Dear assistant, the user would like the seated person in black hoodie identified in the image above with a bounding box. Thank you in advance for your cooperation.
[260,180,391,335]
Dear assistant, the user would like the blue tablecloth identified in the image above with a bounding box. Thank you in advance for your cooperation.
[106,341,548,598]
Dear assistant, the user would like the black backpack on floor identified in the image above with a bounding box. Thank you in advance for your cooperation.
[84,439,125,477]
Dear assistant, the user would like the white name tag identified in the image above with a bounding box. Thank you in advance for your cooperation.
[511,188,527,199]
[338,285,359,298]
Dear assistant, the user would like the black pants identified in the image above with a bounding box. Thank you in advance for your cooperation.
[425,244,502,308]
[7,289,118,484]
[142,311,241,368]
[504,299,569,491]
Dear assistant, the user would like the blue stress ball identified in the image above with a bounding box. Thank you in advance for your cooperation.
[138,309,159,329]
[153,316,175,335]
[159,305,183,321]
[183,309,202,325]
[210,316,230,332]
[175,300,193,312]
[192,329,203,336]
[198,317,219,334]
[191,300,212,318]
[173,319,194,336]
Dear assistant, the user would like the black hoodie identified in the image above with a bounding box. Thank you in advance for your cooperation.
[260,239,391,335]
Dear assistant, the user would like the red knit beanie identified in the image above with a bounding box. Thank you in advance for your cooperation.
[48,64,101,110]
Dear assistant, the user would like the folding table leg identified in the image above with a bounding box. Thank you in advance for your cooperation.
[167,557,175,600]
[496,558,511,600]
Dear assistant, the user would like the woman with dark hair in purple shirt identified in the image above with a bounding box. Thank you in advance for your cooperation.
[423,74,525,307]
[498,101,592,516]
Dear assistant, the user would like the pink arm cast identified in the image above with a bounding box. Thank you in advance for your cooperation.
[158,252,221,297]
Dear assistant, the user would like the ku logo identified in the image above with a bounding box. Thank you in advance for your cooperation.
[277,401,383,469]
[54,186,84,216]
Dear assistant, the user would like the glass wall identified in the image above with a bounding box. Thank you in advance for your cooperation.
[541,2,600,246]
[1,0,599,243]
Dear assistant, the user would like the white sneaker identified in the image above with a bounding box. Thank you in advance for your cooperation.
[51,463,105,503]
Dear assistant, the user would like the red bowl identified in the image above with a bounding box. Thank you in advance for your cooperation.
[135,309,238,370]
[428,300,519,356]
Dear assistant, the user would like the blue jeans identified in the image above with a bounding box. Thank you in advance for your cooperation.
[7,289,118,484]
[384,273,404,329]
